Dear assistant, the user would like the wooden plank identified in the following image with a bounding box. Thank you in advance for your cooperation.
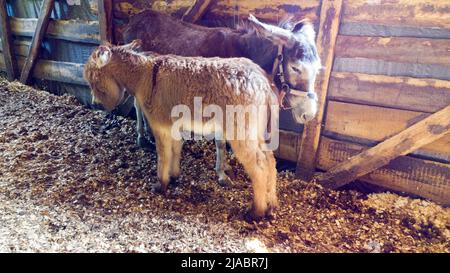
[10,17,100,44]
[342,0,450,29]
[333,57,450,81]
[335,36,450,67]
[0,0,17,80]
[296,0,343,180]
[98,0,114,43]
[0,53,86,86]
[274,129,299,162]
[19,0,55,85]
[325,101,450,161]
[339,22,450,39]
[317,136,450,205]
[204,0,320,25]
[113,0,196,19]
[328,72,450,113]
[182,0,212,23]
[318,105,450,189]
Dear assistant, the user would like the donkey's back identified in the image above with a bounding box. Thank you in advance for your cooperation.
[124,10,239,57]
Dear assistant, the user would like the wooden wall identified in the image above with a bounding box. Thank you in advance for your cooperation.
[274,0,450,205]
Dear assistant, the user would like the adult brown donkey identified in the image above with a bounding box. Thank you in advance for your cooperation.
[123,11,321,186]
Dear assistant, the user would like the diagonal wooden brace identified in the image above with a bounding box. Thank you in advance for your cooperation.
[316,105,450,189]
[182,0,213,23]
[20,0,54,84]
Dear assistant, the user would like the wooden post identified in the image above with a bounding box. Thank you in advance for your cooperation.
[316,105,450,189]
[295,0,343,180]
[19,0,54,84]
[0,0,17,80]
[98,0,113,43]
[182,0,212,23]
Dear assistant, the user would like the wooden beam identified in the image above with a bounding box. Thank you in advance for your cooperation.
[316,105,450,189]
[10,17,100,44]
[328,72,450,114]
[317,136,450,206]
[0,0,17,80]
[98,0,113,43]
[181,0,212,23]
[295,0,343,180]
[19,0,54,84]
[0,52,86,86]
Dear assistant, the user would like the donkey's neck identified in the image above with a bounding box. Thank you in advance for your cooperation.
[109,54,150,96]
[234,32,278,73]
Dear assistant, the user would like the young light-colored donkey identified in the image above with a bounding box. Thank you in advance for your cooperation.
[84,42,280,220]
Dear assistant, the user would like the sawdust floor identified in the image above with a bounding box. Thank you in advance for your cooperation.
[0,77,448,253]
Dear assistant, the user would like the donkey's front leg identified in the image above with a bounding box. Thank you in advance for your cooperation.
[215,139,233,187]
[135,98,152,149]
[152,128,173,194]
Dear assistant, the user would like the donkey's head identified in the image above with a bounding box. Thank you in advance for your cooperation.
[84,41,143,111]
[248,14,321,123]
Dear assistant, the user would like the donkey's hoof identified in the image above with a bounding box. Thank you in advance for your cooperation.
[137,136,154,150]
[218,176,233,188]
[266,207,277,221]
[169,177,180,187]
[244,209,264,223]
[151,182,168,195]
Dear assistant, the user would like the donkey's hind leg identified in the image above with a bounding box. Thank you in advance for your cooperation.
[229,140,269,221]
[135,99,154,149]
[215,139,233,187]
[152,127,173,194]
[265,151,278,216]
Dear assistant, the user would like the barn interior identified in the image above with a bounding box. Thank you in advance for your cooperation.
[0,0,448,253]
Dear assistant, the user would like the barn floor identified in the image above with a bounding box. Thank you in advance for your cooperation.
[0,76,448,253]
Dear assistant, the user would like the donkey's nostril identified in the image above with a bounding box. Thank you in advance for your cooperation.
[304,114,315,122]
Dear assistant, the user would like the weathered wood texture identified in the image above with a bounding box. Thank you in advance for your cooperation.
[324,101,450,161]
[98,0,114,43]
[0,0,17,80]
[342,0,450,28]
[296,0,343,180]
[317,105,450,189]
[335,36,450,67]
[317,137,450,205]
[113,0,321,24]
[204,0,320,24]
[0,53,86,85]
[19,0,55,84]
[274,130,299,162]
[328,72,450,113]
[333,57,450,81]
[0,40,31,57]
[182,0,212,23]
[10,17,99,44]
[339,22,450,39]
[113,0,196,18]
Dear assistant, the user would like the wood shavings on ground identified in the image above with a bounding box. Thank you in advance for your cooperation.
[0,76,448,253]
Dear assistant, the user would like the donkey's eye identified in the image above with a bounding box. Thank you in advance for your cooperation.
[291,66,301,73]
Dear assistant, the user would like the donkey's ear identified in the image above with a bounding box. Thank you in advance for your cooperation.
[95,45,112,68]
[119,39,143,51]
[248,14,296,48]
[292,20,316,42]
[131,39,143,49]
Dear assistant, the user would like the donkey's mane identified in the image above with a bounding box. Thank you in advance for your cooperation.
[111,46,148,65]
[236,15,312,34]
